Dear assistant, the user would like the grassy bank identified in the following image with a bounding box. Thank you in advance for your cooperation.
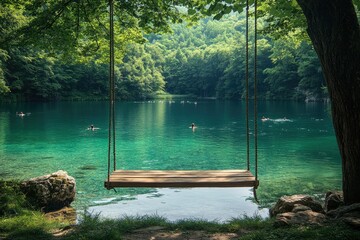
[1,181,359,240]
[1,212,359,240]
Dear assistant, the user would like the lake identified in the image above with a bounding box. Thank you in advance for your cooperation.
[0,101,341,219]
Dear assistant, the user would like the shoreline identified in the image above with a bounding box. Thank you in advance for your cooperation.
[87,187,269,222]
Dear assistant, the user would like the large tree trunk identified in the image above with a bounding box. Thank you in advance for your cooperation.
[296,0,360,204]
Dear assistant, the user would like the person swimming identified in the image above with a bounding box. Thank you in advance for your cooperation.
[87,124,99,131]
[261,116,270,121]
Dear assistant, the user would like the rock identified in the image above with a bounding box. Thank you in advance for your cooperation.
[292,204,312,213]
[274,212,295,227]
[275,210,327,227]
[324,191,343,212]
[21,170,76,211]
[270,195,324,217]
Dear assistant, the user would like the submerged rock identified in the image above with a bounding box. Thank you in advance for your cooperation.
[21,170,76,211]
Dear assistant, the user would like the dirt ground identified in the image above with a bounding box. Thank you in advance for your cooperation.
[122,230,239,240]
[53,226,242,240]
[121,226,241,240]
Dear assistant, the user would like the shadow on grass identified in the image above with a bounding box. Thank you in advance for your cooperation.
[61,212,359,240]
[1,211,359,240]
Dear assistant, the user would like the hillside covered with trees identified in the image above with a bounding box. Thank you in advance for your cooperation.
[0,4,325,101]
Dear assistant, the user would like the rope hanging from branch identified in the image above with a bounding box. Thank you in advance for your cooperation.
[245,0,259,193]
[108,0,116,184]
[254,0,258,183]
[245,0,250,172]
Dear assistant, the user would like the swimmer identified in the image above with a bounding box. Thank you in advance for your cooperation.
[87,124,99,131]
[261,116,270,122]
[190,123,197,131]
[16,112,25,117]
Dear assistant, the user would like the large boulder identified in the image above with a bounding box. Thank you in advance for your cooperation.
[21,170,76,211]
[270,194,324,217]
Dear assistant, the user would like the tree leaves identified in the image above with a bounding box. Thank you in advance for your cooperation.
[188,8,197,15]
[0,0,326,101]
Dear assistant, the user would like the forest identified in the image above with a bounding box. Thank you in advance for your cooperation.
[0,2,326,102]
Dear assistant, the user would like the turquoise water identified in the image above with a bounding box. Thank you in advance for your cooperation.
[0,101,341,208]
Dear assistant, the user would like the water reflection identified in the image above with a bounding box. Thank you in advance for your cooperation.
[0,101,341,214]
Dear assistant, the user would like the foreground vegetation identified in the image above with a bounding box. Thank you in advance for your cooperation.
[1,210,359,240]
[1,181,359,240]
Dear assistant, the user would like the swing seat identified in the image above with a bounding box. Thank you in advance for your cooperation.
[104,169,259,189]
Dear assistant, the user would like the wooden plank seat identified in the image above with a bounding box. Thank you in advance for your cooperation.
[104,170,259,189]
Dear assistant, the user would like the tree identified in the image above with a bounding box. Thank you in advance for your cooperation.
[0,1,28,94]
[0,50,10,94]
[232,0,360,204]
[119,44,165,99]
[296,42,326,101]
[296,0,360,204]
[263,39,300,99]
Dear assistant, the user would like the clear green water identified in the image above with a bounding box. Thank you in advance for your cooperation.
[0,101,341,208]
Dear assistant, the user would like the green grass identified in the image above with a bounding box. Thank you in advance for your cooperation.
[1,210,359,240]
[0,211,64,240]
[240,223,360,240]
[0,181,29,217]
[61,213,359,240]
[0,181,66,240]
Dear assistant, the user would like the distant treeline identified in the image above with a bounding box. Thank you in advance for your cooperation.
[1,15,326,102]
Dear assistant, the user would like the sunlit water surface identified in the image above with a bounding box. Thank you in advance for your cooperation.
[0,101,341,219]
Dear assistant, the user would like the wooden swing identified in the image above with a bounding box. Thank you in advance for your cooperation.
[104,0,259,191]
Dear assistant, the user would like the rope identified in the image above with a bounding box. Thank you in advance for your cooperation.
[245,0,250,171]
[254,0,259,184]
[111,0,116,172]
[107,0,112,185]
[107,0,116,187]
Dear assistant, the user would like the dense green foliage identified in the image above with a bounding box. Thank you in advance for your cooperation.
[1,17,325,101]
[154,15,326,100]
